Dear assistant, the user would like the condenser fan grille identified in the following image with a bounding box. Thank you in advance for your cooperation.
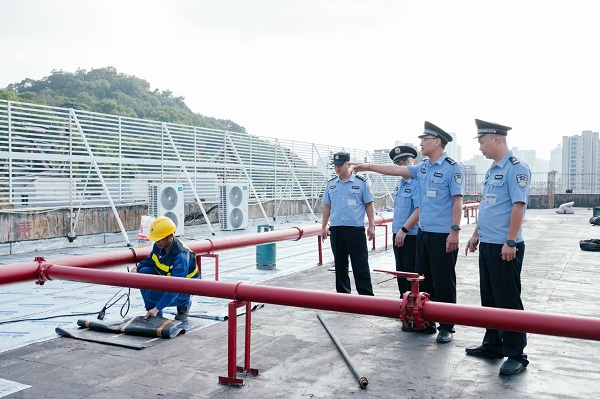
[229,208,244,229]
[160,186,178,211]
[164,212,179,228]
[228,186,243,207]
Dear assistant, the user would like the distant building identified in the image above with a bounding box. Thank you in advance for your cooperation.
[550,144,562,173]
[445,132,462,162]
[462,164,479,195]
[373,149,390,165]
[462,154,492,175]
[562,130,600,193]
[511,147,536,169]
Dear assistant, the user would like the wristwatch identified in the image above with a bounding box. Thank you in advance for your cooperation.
[506,239,517,247]
[401,226,409,233]
[451,224,461,231]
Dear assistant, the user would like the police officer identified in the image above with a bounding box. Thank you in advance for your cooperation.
[389,145,420,297]
[321,151,375,296]
[465,119,531,375]
[351,122,464,343]
[130,216,200,320]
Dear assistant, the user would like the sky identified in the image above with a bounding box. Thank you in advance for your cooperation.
[1,0,600,161]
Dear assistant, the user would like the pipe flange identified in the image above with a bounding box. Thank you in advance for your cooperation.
[34,256,51,285]
[292,227,304,241]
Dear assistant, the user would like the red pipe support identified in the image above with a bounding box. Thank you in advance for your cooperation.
[38,263,600,342]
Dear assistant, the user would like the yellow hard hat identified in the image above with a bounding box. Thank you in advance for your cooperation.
[147,216,177,241]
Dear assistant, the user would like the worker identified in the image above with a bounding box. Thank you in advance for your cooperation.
[130,216,199,320]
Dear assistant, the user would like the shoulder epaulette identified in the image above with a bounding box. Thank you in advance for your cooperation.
[445,157,456,165]
[355,174,367,182]
[328,176,337,182]
[509,156,520,165]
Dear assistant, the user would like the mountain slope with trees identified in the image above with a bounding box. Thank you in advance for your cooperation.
[0,66,245,132]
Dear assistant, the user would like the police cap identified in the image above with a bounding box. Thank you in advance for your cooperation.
[418,121,453,144]
[474,119,512,138]
[332,152,350,166]
[389,145,418,163]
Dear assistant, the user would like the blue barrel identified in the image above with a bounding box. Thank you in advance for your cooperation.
[256,225,276,270]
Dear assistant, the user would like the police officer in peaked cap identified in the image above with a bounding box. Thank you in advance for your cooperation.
[350,122,465,343]
[419,121,454,144]
[465,119,531,375]
[388,145,420,298]
[321,151,376,296]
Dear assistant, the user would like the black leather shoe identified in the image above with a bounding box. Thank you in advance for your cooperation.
[465,344,504,359]
[499,358,528,375]
[436,329,452,343]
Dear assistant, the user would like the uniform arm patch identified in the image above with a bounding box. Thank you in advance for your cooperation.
[516,174,528,187]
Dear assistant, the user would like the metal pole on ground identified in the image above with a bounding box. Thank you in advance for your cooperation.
[317,312,368,389]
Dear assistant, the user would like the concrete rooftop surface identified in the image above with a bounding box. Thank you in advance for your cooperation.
[1,209,600,398]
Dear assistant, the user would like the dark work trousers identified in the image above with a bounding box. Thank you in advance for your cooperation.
[329,226,374,296]
[478,242,527,358]
[392,233,417,297]
[416,229,458,332]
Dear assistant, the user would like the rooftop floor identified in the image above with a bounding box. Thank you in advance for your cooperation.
[1,209,600,398]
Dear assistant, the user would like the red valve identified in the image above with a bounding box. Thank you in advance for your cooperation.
[374,269,431,332]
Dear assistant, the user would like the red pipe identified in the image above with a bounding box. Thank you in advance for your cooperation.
[39,263,401,318]
[463,202,480,210]
[37,263,600,341]
[0,218,393,287]
[423,302,600,342]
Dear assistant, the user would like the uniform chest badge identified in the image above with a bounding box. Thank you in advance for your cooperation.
[352,185,360,189]
[434,171,443,178]
[330,185,336,189]
[494,174,503,180]
[404,188,412,193]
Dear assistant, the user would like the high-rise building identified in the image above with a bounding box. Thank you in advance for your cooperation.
[445,132,462,162]
[550,144,562,173]
[562,130,600,193]
[462,164,479,195]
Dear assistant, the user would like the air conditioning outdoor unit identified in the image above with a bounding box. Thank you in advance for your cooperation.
[148,183,185,236]
[219,183,249,231]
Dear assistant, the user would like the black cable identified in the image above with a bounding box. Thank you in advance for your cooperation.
[0,312,100,326]
[97,286,131,320]
[95,250,138,320]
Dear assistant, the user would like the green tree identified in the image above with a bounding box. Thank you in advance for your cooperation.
[2,67,246,133]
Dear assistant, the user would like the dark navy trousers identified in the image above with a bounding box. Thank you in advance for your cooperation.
[392,233,417,297]
[330,226,374,296]
[416,229,458,332]
[478,242,527,358]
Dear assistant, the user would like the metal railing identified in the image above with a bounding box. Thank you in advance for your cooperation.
[2,99,599,242]
[0,100,386,242]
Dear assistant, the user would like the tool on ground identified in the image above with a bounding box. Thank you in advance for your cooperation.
[317,312,368,388]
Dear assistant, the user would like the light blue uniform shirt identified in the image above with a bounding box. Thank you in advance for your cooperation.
[322,174,374,227]
[477,151,530,244]
[406,153,464,233]
[392,177,420,235]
